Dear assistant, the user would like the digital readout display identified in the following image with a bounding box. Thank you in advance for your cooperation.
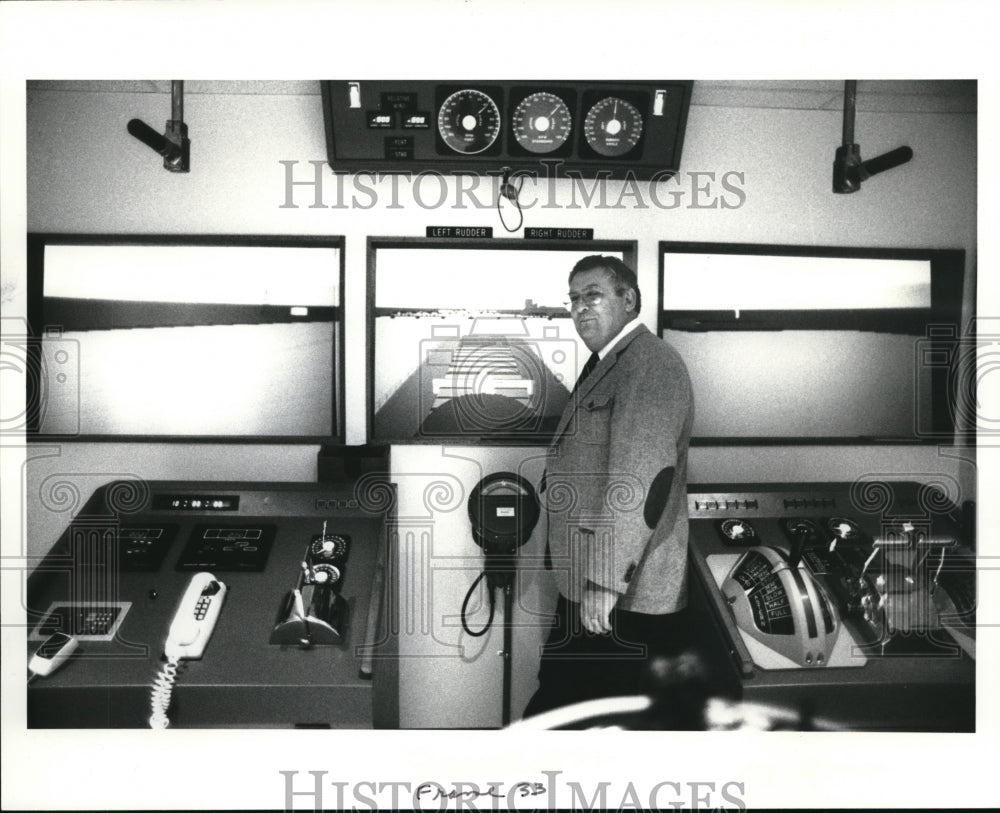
[152,495,240,511]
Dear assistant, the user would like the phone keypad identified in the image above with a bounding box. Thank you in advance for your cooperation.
[195,596,211,621]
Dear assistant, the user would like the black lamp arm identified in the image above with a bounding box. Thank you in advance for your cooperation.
[126,80,190,173]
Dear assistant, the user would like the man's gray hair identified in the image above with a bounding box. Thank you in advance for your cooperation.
[569,255,642,314]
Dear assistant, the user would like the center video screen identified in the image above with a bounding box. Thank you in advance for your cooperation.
[369,239,636,443]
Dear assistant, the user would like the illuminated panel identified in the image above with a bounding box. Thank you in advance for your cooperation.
[662,252,931,311]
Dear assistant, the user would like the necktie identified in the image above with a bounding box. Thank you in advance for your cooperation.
[572,352,600,394]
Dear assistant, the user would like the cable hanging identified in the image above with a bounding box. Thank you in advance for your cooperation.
[496,169,524,232]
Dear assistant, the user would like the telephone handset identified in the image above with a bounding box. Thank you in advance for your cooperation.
[462,472,540,637]
[150,572,227,728]
[165,571,227,659]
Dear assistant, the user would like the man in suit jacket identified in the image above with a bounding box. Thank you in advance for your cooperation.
[524,255,694,717]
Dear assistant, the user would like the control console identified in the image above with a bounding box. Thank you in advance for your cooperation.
[687,481,976,731]
[25,480,395,728]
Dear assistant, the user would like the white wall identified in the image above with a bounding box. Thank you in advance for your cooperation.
[15,81,978,727]
[387,446,550,728]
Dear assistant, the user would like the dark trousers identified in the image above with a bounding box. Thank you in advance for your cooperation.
[522,593,692,718]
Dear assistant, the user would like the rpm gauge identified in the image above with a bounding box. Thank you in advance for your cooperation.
[437,89,501,155]
[583,96,643,157]
[512,91,572,154]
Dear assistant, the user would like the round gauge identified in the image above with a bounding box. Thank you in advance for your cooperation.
[826,517,861,541]
[583,96,643,157]
[512,91,572,154]
[312,563,342,585]
[311,535,348,560]
[720,518,758,543]
[438,89,501,155]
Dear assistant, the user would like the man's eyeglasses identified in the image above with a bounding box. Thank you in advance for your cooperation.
[564,290,606,311]
[565,286,629,311]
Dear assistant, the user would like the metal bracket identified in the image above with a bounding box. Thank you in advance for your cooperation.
[833,80,912,193]
[126,80,190,173]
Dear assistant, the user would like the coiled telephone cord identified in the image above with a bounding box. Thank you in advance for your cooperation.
[149,657,182,729]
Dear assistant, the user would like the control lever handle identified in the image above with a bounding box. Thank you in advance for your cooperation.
[786,533,805,570]
[301,581,347,644]
[269,588,309,646]
[874,573,891,646]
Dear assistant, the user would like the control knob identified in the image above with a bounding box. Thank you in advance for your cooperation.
[311,563,342,585]
[310,534,348,561]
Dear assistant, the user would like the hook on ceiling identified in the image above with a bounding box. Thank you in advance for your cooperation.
[127,80,190,173]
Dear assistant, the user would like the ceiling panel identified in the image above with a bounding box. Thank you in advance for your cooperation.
[26,79,977,113]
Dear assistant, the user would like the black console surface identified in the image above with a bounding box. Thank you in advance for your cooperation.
[26,479,394,729]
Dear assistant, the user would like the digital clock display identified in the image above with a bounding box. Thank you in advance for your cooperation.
[152,494,240,511]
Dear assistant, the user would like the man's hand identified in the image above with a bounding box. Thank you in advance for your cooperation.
[581,581,619,635]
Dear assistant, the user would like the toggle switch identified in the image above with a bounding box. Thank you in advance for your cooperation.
[653,89,666,116]
[349,82,361,109]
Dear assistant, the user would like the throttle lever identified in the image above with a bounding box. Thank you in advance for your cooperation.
[786,532,805,570]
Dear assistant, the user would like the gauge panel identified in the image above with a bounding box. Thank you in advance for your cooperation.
[322,80,692,180]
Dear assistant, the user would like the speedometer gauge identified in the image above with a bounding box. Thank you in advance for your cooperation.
[512,91,572,154]
[583,96,643,157]
[437,89,501,155]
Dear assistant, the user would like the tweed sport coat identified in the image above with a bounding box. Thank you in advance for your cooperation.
[545,323,694,615]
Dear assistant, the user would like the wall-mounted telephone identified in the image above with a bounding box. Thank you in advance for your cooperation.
[149,572,227,728]
[463,471,541,726]
[164,572,228,659]
[462,472,540,636]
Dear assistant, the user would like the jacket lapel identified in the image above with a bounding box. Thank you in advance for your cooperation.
[550,324,648,444]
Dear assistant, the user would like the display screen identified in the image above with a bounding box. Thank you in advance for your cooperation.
[662,328,934,439]
[27,235,344,440]
[369,239,636,443]
[659,243,966,443]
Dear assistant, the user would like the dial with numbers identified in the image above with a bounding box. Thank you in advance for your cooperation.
[512,91,572,154]
[310,534,349,561]
[438,89,501,154]
[583,96,643,157]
